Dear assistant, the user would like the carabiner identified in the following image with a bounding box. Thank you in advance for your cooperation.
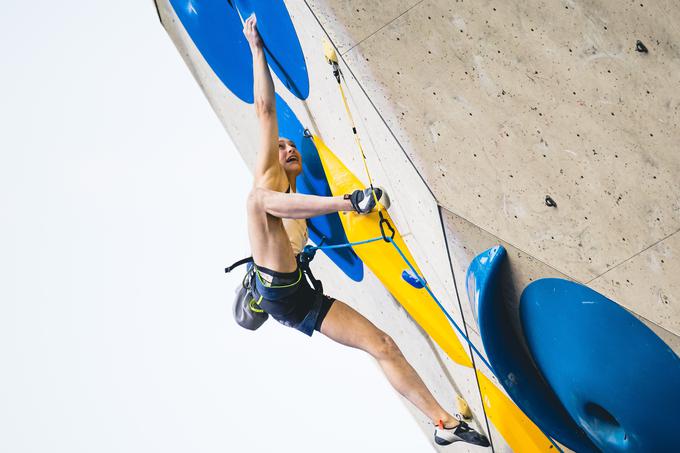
[378,212,395,242]
[300,245,317,264]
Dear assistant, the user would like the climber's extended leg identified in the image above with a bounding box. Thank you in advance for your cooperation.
[319,299,457,425]
[319,300,491,447]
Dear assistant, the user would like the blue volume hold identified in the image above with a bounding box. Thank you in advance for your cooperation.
[467,246,598,452]
[275,94,363,281]
[169,0,310,103]
[521,278,680,452]
[233,0,309,100]
[169,0,254,103]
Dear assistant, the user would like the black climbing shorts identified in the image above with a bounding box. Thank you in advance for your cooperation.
[252,263,334,336]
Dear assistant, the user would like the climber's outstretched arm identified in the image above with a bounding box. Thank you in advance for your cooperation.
[249,187,391,220]
[249,187,351,219]
[244,15,285,189]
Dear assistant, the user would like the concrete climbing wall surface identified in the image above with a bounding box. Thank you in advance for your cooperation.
[155,0,680,451]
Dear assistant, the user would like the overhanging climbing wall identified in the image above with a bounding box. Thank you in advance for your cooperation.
[155,1,680,451]
[307,0,680,332]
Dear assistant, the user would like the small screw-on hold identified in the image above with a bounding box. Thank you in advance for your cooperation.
[545,195,557,208]
[303,128,313,138]
[635,40,648,53]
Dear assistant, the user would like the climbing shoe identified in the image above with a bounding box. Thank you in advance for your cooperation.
[347,187,390,214]
[434,418,490,447]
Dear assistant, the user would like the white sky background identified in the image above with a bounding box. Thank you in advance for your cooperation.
[0,2,433,452]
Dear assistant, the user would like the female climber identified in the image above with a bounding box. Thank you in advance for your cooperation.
[241,15,489,448]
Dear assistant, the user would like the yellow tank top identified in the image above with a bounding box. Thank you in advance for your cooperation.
[280,186,308,255]
[283,217,308,255]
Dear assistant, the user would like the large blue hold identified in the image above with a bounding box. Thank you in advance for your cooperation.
[275,94,363,281]
[169,0,309,103]
[170,0,252,102]
[233,0,309,100]
[521,279,680,452]
[467,246,598,452]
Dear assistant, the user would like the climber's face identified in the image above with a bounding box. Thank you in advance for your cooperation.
[279,137,302,177]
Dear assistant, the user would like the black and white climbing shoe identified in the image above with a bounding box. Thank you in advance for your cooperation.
[434,419,490,448]
[348,187,391,214]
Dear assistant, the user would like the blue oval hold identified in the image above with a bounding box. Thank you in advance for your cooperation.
[275,94,362,281]
[169,0,253,103]
[234,0,309,100]
[169,1,310,103]
[521,279,680,452]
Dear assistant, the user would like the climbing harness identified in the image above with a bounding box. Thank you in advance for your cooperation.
[224,256,254,273]
[225,251,326,330]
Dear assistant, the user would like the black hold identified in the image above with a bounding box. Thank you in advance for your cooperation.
[635,40,648,53]
[303,128,313,138]
[545,195,557,208]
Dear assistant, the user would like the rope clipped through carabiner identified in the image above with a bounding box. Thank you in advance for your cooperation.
[378,211,395,242]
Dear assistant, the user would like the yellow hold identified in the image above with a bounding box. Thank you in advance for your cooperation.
[312,135,472,367]
[323,40,338,65]
[456,395,473,420]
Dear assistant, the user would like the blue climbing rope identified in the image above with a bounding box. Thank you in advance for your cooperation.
[385,238,495,372]
[304,235,384,252]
